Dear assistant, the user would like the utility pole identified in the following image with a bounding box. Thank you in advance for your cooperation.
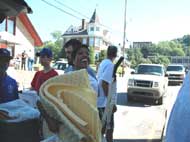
[122,0,127,77]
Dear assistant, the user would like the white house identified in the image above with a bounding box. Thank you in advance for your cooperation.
[0,13,43,60]
[62,9,113,58]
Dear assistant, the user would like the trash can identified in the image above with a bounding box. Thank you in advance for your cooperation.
[0,119,40,142]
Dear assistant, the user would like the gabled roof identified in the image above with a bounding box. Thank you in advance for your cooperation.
[89,9,100,24]
[18,13,43,46]
[62,9,101,37]
[63,29,88,36]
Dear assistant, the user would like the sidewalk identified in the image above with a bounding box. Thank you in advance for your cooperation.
[7,67,36,90]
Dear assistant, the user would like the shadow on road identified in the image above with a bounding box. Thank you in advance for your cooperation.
[117,93,158,108]
[114,139,161,142]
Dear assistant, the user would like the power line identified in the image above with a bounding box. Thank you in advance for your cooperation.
[54,0,90,20]
[53,0,114,30]
[40,0,124,36]
[41,0,82,20]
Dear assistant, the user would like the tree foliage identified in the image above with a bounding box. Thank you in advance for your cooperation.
[127,35,189,68]
[99,50,106,62]
[89,46,95,64]
[39,30,63,61]
[38,31,190,67]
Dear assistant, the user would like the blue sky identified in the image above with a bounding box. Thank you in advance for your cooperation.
[25,0,190,45]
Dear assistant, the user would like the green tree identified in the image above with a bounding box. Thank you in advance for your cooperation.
[150,55,170,66]
[170,47,185,56]
[41,31,63,60]
[127,47,144,68]
[184,46,190,56]
[157,41,172,56]
[99,50,106,62]
[89,46,95,64]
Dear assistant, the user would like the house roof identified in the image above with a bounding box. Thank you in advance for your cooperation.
[63,29,88,36]
[18,13,43,46]
[89,9,100,24]
[62,9,101,37]
[0,0,32,23]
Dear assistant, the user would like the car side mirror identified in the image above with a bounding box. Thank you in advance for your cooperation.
[185,68,189,74]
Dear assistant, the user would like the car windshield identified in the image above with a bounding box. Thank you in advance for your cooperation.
[166,66,183,71]
[53,62,67,70]
[137,65,163,76]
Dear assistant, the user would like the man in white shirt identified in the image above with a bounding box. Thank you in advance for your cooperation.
[97,45,118,142]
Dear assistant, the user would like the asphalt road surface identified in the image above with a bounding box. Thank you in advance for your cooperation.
[113,76,181,142]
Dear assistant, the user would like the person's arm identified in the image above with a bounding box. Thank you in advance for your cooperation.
[36,101,60,133]
[102,80,109,97]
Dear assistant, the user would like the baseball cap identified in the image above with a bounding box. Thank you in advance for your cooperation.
[36,48,53,58]
[0,48,13,59]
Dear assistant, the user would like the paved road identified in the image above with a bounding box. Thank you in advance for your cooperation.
[113,76,181,142]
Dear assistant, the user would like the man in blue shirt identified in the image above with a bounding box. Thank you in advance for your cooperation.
[0,48,18,103]
[63,39,97,79]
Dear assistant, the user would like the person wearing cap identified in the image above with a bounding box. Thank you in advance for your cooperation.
[31,48,58,92]
[0,48,18,104]
[30,47,59,140]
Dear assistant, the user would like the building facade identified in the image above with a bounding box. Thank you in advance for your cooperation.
[0,13,42,60]
[62,9,112,58]
[133,41,152,48]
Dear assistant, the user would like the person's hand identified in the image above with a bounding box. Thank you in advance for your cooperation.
[101,125,106,134]
[46,116,60,133]
[0,110,15,120]
[37,101,61,133]
[112,105,117,113]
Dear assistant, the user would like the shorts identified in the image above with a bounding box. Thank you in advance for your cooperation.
[98,107,114,130]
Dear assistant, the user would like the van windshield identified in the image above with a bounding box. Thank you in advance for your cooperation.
[166,66,183,71]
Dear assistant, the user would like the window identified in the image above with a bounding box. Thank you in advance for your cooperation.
[0,20,6,31]
[7,19,14,34]
[96,27,100,31]
[89,37,94,46]
[82,38,87,44]
[95,37,101,46]
[90,27,94,31]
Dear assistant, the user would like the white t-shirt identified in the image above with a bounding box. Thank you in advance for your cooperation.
[97,59,114,108]
[88,74,98,96]
[166,72,190,142]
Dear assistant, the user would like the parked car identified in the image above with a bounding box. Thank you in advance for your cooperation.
[166,64,186,85]
[52,60,68,75]
[127,64,168,105]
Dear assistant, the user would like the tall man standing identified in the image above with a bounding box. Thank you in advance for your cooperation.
[21,50,27,70]
[97,45,118,142]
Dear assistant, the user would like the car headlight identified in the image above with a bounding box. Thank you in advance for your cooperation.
[153,82,159,87]
[128,79,134,86]
[179,74,185,79]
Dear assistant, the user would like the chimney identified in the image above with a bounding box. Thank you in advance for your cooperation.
[82,19,85,29]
